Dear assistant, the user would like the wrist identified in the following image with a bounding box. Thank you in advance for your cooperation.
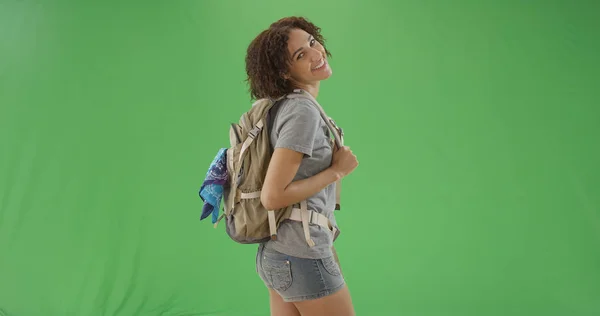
[326,167,343,182]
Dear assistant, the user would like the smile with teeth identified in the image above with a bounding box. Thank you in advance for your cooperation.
[312,59,327,71]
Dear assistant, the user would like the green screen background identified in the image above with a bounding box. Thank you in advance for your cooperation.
[1,0,599,315]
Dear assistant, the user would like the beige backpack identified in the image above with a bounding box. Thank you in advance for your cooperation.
[216,89,344,247]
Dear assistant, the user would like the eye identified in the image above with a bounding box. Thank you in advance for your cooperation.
[297,37,316,60]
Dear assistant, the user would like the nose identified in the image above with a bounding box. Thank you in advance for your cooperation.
[309,48,323,61]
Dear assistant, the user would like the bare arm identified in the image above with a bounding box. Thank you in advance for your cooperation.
[261,147,341,211]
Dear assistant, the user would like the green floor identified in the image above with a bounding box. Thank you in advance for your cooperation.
[1,0,599,315]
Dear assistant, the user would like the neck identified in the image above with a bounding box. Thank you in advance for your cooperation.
[293,81,320,99]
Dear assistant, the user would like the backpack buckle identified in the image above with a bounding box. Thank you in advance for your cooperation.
[248,126,261,139]
[248,121,264,139]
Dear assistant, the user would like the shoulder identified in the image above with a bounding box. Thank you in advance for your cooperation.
[269,96,322,141]
[277,96,320,119]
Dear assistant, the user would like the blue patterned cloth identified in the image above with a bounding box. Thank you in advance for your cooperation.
[199,148,229,223]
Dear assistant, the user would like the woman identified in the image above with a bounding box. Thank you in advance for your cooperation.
[244,16,358,316]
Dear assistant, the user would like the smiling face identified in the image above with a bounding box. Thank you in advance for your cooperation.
[284,28,332,89]
[245,16,333,100]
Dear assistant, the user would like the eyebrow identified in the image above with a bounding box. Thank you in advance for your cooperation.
[292,34,313,59]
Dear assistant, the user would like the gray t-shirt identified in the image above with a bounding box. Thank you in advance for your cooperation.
[262,96,338,259]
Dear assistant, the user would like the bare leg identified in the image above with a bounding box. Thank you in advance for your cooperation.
[293,284,355,316]
[269,288,301,316]
[293,247,355,316]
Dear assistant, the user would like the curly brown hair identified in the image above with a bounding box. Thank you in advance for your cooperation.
[244,16,332,100]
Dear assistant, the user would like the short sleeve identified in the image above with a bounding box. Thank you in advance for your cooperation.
[272,99,320,157]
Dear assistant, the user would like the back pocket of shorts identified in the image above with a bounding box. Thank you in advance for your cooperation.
[263,258,293,292]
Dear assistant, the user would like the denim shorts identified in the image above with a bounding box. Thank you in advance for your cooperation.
[256,243,346,302]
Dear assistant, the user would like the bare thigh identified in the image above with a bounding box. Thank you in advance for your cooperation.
[293,284,355,316]
[269,288,301,316]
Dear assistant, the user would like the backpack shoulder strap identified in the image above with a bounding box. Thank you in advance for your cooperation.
[287,89,344,148]
[286,89,344,210]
